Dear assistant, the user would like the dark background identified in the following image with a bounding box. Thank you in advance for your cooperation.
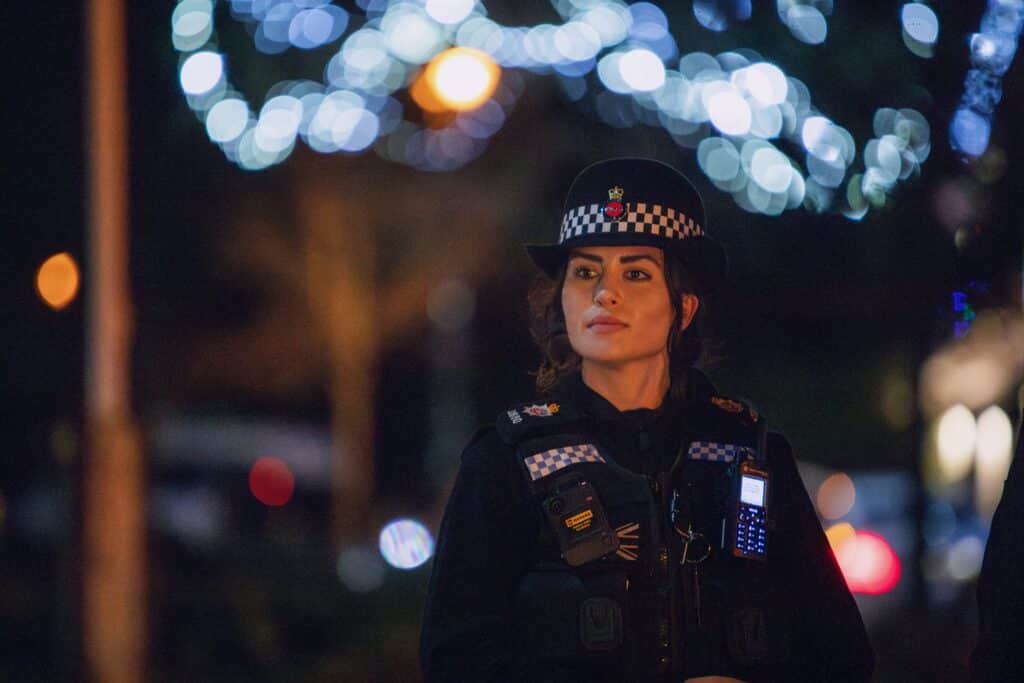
[2,2,1021,680]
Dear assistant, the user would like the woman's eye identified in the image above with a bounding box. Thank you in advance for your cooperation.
[625,269,651,281]
[573,266,597,279]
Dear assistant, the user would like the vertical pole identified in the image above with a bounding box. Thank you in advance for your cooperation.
[84,0,145,681]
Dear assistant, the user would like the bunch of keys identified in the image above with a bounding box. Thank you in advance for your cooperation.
[671,490,712,627]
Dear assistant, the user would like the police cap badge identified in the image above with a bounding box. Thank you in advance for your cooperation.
[526,157,727,293]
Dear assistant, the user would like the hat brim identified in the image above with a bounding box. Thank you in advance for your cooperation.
[526,235,727,294]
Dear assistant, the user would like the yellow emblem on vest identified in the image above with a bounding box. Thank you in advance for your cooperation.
[564,509,594,532]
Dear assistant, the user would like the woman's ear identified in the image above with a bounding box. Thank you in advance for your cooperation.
[679,293,700,331]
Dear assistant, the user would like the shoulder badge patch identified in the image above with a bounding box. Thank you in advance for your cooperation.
[521,402,560,417]
[709,396,760,424]
[710,396,745,413]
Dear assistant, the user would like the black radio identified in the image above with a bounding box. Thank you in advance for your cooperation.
[731,459,770,561]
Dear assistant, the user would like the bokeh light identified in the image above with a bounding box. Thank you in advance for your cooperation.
[706,86,751,135]
[834,530,901,595]
[419,47,500,111]
[172,0,214,51]
[920,310,1024,416]
[379,518,435,569]
[205,98,250,143]
[935,404,976,484]
[946,534,985,581]
[336,546,387,592]
[180,51,224,96]
[426,279,476,332]
[975,405,1014,518]
[248,456,295,507]
[693,0,752,32]
[425,0,476,25]
[817,472,856,520]
[36,253,80,311]
[780,2,829,45]
[171,0,934,211]
[618,48,665,92]
[825,521,856,551]
[901,3,939,57]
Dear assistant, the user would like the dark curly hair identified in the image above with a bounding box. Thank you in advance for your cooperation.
[527,252,705,398]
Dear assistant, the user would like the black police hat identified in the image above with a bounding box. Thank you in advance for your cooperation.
[527,158,727,293]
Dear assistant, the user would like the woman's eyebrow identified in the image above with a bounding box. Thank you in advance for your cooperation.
[568,251,603,263]
[619,254,662,266]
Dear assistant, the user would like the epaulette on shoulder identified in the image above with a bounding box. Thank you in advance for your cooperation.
[706,395,762,427]
[495,398,583,445]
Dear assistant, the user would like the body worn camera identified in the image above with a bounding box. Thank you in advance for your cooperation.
[542,475,619,567]
[730,460,770,561]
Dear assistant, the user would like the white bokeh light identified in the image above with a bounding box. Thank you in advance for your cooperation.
[379,518,435,569]
[172,0,214,51]
[750,146,792,193]
[205,98,249,143]
[382,6,445,64]
[425,0,476,25]
[707,87,751,135]
[619,48,665,92]
[936,404,977,484]
[255,95,302,153]
[901,3,939,45]
[180,51,224,96]
[976,405,1014,518]
[733,62,788,106]
[434,50,497,107]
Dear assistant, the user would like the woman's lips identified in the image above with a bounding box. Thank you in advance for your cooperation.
[587,316,627,333]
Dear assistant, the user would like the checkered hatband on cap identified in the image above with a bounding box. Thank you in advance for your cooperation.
[559,202,704,245]
[686,441,754,463]
[524,444,605,481]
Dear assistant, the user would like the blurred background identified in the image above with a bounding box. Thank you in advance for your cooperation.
[3,0,1022,681]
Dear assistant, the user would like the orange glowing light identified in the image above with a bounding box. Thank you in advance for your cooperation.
[834,530,901,595]
[36,252,80,310]
[248,457,295,507]
[412,47,500,113]
[816,472,856,520]
[825,522,856,551]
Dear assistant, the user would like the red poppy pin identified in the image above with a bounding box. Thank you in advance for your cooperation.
[603,186,625,219]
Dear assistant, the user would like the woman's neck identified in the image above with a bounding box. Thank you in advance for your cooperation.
[581,356,671,412]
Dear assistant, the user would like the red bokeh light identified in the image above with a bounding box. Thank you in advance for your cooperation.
[835,530,901,595]
[248,457,295,507]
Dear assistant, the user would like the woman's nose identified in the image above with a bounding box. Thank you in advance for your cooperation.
[593,280,620,306]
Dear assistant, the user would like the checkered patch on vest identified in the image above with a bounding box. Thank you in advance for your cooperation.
[686,441,754,463]
[524,444,605,481]
[559,202,703,244]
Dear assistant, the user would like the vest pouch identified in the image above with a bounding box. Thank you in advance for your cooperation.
[514,565,628,677]
[718,562,791,671]
[580,597,623,651]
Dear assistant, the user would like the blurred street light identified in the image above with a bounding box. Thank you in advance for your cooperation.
[414,47,500,113]
[36,252,80,310]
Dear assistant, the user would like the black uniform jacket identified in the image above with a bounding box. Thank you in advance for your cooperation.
[971,412,1024,681]
[421,373,874,682]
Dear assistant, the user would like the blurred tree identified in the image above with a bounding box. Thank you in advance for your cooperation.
[179,148,548,545]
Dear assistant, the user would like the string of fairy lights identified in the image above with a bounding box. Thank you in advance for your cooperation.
[172,1,939,214]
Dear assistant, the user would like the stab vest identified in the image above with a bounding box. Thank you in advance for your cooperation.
[495,386,793,682]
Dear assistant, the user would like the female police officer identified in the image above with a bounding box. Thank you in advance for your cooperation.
[420,158,874,682]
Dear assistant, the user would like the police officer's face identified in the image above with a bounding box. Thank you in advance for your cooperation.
[561,246,697,370]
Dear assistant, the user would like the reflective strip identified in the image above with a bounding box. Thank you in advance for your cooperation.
[686,441,753,463]
[524,444,605,481]
[559,202,703,243]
